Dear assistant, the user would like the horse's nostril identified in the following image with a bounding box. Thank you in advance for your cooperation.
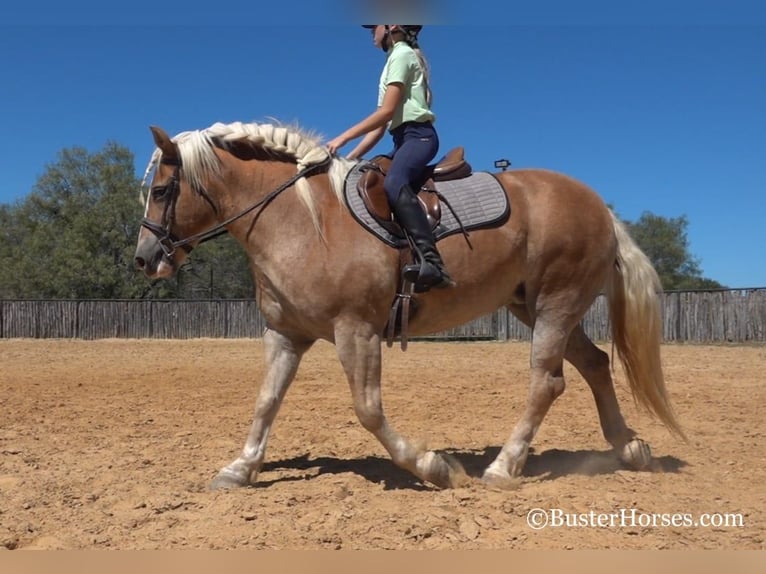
[134,256,146,270]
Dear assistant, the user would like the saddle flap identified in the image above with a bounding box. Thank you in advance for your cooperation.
[356,158,441,237]
[357,169,392,222]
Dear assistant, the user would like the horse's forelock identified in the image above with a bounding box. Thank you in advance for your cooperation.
[176,131,221,192]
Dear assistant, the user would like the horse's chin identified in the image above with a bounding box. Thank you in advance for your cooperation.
[155,259,177,279]
[143,259,177,280]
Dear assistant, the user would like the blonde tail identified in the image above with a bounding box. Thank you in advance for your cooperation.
[606,212,686,439]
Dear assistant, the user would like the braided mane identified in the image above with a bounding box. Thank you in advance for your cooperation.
[141,121,354,233]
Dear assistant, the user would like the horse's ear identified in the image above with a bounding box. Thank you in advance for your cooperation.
[149,125,178,161]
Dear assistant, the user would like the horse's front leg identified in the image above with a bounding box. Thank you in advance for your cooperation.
[334,321,466,488]
[211,328,313,489]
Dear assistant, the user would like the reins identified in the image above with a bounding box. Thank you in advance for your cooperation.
[141,154,332,258]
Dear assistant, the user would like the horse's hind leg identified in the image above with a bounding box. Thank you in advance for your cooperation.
[565,325,635,446]
[565,325,652,468]
[211,328,313,489]
[334,322,466,488]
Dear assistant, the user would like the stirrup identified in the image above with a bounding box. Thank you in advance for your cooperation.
[402,262,422,283]
[403,261,454,293]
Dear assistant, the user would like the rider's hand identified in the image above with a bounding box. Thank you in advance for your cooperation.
[326,135,348,156]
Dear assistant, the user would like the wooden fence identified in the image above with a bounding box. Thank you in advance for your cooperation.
[0,289,764,342]
[0,300,268,340]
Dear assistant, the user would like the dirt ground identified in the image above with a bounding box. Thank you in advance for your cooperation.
[0,338,764,550]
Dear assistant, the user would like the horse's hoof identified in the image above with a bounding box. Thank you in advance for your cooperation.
[619,438,653,470]
[420,451,468,489]
[442,453,471,488]
[481,469,521,490]
[210,471,250,490]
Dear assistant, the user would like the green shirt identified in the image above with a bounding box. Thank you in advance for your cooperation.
[378,41,435,131]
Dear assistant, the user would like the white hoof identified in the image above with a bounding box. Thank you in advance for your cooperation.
[418,451,468,489]
[210,470,251,490]
[619,438,653,470]
[481,468,521,490]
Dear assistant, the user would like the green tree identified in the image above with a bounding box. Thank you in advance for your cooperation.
[625,211,724,290]
[0,141,255,300]
[179,234,254,299]
[0,143,149,298]
[142,234,254,300]
[0,142,256,300]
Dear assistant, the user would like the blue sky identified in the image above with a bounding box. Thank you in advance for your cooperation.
[1,2,764,287]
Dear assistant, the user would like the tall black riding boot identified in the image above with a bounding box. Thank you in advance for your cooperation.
[391,185,455,292]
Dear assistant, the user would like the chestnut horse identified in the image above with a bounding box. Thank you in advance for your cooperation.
[134,121,683,490]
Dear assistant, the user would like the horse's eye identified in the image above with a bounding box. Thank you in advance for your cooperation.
[151,186,169,201]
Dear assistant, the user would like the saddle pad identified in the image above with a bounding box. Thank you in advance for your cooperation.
[343,162,510,248]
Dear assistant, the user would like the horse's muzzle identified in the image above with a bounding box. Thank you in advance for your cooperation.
[134,236,175,279]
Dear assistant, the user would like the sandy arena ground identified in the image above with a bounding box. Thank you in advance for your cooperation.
[0,339,764,550]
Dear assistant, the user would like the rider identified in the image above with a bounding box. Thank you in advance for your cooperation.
[326,25,454,292]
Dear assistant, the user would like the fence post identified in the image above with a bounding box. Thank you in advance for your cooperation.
[496,308,509,341]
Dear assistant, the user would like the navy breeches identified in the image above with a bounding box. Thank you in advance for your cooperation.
[383,121,439,204]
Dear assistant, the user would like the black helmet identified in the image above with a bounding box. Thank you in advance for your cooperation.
[401,25,423,35]
[362,25,422,35]
[362,25,422,51]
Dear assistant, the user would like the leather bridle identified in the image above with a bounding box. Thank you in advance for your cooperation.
[140,154,331,259]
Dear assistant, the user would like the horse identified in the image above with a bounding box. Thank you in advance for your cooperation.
[134,120,684,490]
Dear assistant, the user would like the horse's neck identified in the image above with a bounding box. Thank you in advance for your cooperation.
[220,164,345,333]
[219,160,326,259]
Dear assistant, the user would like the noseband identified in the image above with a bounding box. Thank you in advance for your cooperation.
[141,157,191,258]
[140,154,331,259]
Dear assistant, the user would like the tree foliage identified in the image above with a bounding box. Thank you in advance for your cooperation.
[0,144,146,298]
[624,211,724,290]
[143,234,254,300]
[0,143,253,300]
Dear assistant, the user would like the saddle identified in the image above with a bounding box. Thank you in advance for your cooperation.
[356,147,473,237]
[355,148,474,351]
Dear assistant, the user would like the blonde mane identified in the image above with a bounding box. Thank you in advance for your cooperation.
[141,121,355,233]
